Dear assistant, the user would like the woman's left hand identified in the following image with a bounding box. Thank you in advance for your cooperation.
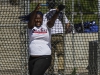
[35,3,41,11]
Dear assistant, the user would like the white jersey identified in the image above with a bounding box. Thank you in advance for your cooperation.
[28,19,51,56]
[44,9,69,34]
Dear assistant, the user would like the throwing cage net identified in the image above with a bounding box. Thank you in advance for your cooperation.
[0,0,100,75]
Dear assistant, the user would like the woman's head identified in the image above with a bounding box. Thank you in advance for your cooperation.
[34,11,43,27]
[19,11,43,24]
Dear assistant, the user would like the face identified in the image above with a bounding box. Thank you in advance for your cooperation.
[35,14,43,27]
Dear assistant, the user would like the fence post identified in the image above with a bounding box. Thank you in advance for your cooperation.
[98,0,100,75]
[24,0,30,75]
[62,0,67,75]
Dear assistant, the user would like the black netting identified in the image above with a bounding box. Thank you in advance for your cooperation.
[0,0,100,75]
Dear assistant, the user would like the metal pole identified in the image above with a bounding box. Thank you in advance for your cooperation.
[71,0,76,70]
[19,1,24,75]
[78,0,84,32]
[97,0,100,75]
[63,0,75,74]
[24,0,30,75]
[62,0,68,75]
[22,0,30,75]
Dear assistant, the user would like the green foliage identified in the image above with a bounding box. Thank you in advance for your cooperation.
[64,0,98,24]
[71,67,77,75]
[30,2,48,14]
[66,0,98,12]
[30,0,99,24]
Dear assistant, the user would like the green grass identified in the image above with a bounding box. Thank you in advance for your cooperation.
[30,1,99,24]
[30,3,49,14]
[73,14,98,24]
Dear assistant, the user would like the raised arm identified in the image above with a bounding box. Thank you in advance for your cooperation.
[65,23,71,33]
[64,14,71,33]
[47,4,65,28]
[28,3,40,29]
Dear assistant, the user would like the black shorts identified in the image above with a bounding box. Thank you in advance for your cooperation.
[28,55,52,75]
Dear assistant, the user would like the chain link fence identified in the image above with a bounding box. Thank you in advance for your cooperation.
[0,0,100,75]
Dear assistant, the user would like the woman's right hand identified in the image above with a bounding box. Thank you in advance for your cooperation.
[57,4,65,12]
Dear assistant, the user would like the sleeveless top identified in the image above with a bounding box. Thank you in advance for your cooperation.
[28,19,51,56]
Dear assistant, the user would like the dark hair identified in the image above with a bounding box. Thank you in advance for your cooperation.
[46,0,56,9]
[36,11,43,17]
[19,11,43,23]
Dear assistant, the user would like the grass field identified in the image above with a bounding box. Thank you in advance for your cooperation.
[30,1,99,25]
